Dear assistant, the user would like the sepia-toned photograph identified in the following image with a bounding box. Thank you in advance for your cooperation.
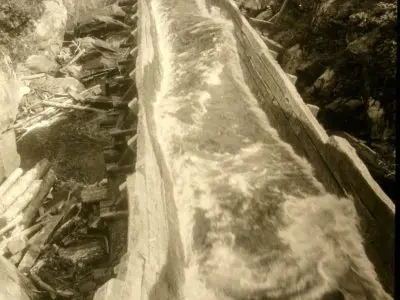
[0,0,395,299]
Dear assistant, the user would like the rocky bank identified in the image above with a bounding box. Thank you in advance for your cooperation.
[237,0,396,200]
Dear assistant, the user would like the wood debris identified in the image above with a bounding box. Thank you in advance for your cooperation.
[3,0,139,298]
[0,160,127,298]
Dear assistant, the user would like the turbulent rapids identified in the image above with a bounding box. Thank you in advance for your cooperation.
[0,0,393,299]
[89,0,394,299]
[132,1,392,299]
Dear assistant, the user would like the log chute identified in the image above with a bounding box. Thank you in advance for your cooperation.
[92,0,394,299]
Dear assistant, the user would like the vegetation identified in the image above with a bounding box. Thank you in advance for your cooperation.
[0,0,44,62]
[239,0,396,199]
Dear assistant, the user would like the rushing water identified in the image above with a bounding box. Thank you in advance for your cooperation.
[149,0,391,299]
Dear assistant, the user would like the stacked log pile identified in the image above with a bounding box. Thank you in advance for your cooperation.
[0,162,132,299]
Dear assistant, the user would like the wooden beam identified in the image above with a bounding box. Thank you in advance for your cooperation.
[248,17,274,30]
[260,35,284,53]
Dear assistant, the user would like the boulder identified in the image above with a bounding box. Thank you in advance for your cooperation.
[347,29,381,56]
[313,68,335,92]
[25,55,60,74]
[318,98,366,133]
[314,0,355,26]
[26,75,84,95]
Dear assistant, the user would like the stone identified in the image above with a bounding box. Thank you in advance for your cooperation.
[313,68,335,91]
[318,98,365,133]
[81,186,108,203]
[79,280,97,294]
[56,76,85,93]
[25,55,60,74]
[0,130,21,181]
[27,76,84,96]
[324,98,363,113]
[281,44,303,75]
[347,29,381,56]
[7,236,28,255]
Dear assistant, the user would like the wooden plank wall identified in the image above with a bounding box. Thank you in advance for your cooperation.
[95,0,184,299]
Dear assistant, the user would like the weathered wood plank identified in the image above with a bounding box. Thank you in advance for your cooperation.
[81,186,108,203]
[0,159,50,215]
[0,168,23,198]
[260,35,284,53]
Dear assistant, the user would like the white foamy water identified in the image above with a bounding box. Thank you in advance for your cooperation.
[149,0,390,299]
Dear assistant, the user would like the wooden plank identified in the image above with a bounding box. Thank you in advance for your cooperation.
[56,240,107,266]
[18,215,62,273]
[247,17,274,30]
[128,97,138,114]
[260,35,284,53]
[81,186,108,203]
[0,159,50,215]
[106,164,134,175]
[100,211,128,220]
[121,84,137,102]
[130,47,138,59]
[109,128,135,137]
[21,169,56,228]
[1,180,43,223]
[0,168,23,198]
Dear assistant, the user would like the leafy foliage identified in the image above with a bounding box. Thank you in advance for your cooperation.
[349,2,396,29]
